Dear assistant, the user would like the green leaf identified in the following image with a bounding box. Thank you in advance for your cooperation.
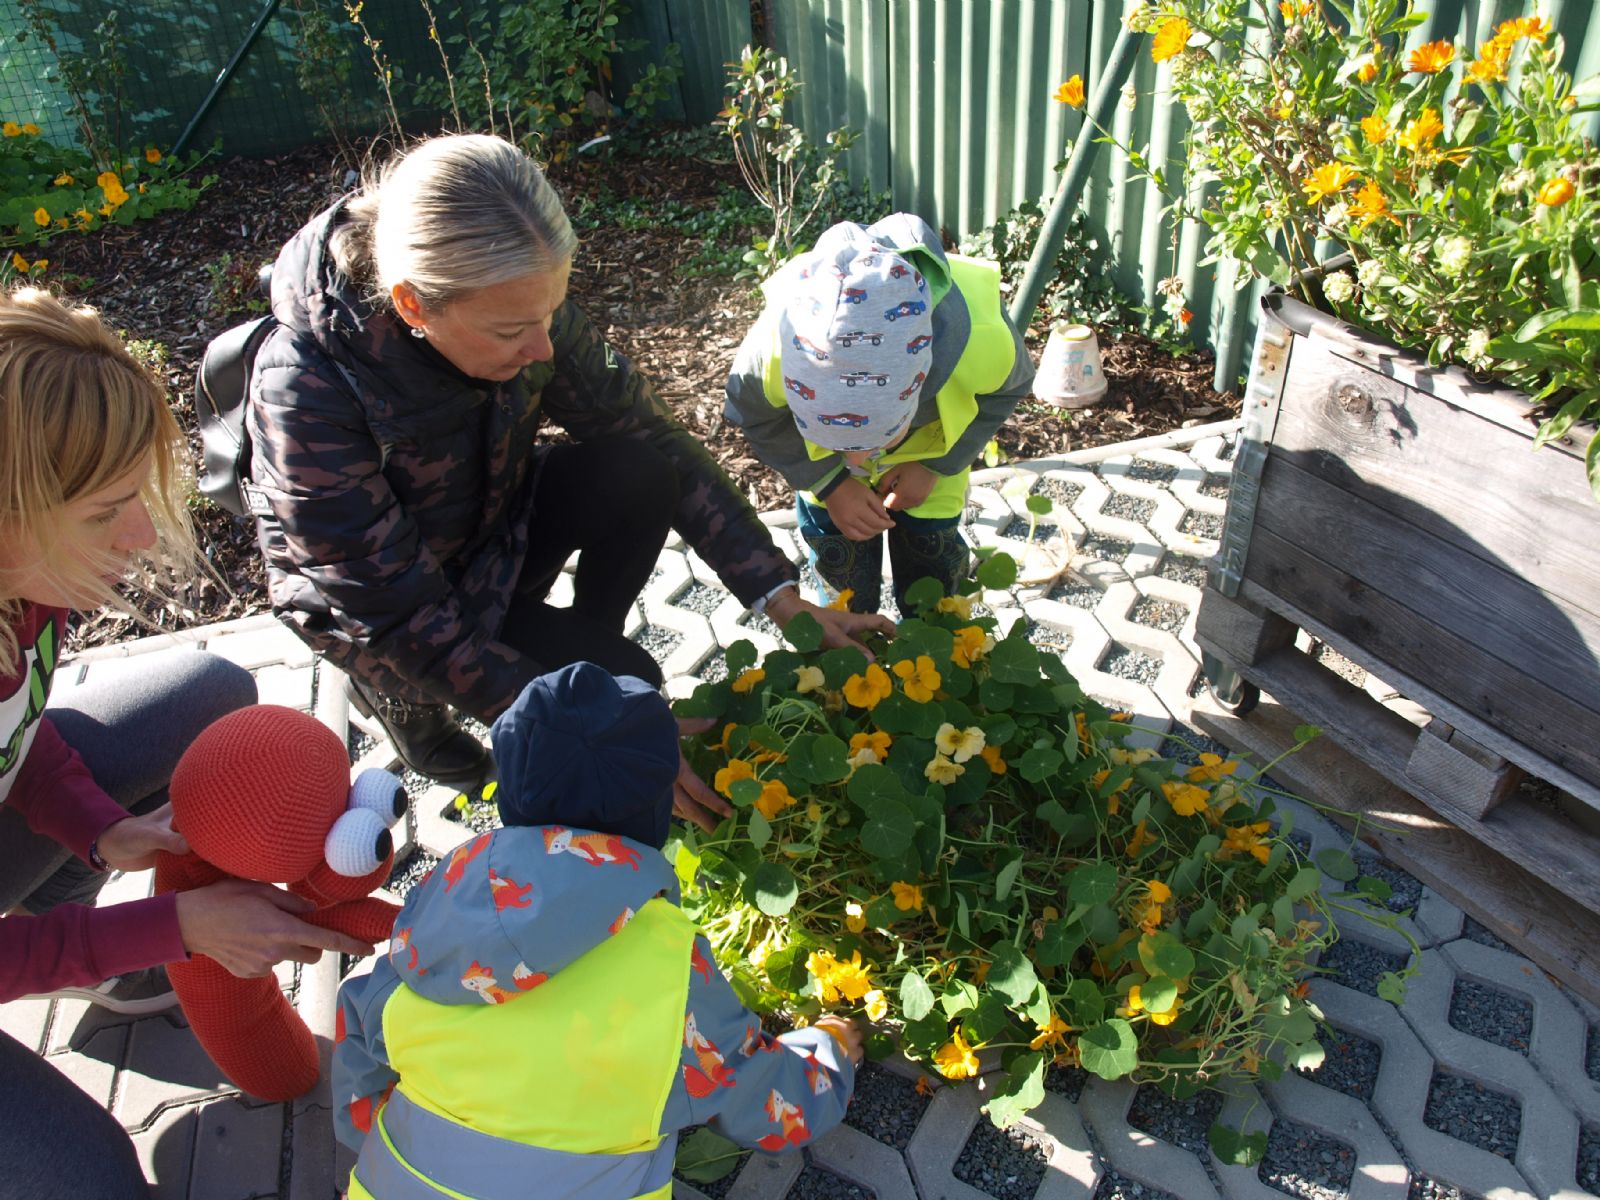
[900,970,936,1021]
[747,863,799,916]
[903,576,945,615]
[987,943,1040,1006]
[1315,848,1359,882]
[1354,875,1394,903]
[963,994,1013,1043]
[1036,920,1084,968]
[994,856,1023,902]
[1285,865,1323,902]
[1376,971,1408,1004]
[1138,931,1196,980]
[941,977,980,1018]
[1587,429,1600,504]
[983,1052,1046,1128]
[989,636,1043,685]
[1293,724,1321,744]
[1289,1040,1326,1071]
[861,797,916,858]
[728,778,762,809]
[765,943,809,992]
[976,552,1018,590]
[1139,975,1178,1015]
[1078,1019,1138,1079]
[848,762,905,809]
[811,734,849,783]
[1024,494,1053,516]
[782,611,823,652]
[1208,1122,1268,1166]
[979,679,1016,709]
[1019,745,1065,782]
[674,1127,745,1183]
[1068,861,1119,908]
[1067,977,1105,1025]
[819,645,868,688]
[747,808,772,849]
[726,639,758,674]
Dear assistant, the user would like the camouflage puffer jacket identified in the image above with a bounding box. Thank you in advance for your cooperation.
[247,199,797,719]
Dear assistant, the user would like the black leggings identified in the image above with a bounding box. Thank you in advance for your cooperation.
[501,436,678,688]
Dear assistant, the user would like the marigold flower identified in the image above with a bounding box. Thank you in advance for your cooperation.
[936,593,973,619]
[1163,780,1210,817]
[933,1029,980,1079]
[731,667,765,694]
[1221,820,1273,865]
[1407,39,1456,74]
[1186,752,1239,784]
[1151,16,1191,62]
[1537,177,1574,207]
[827,588,855,612]
[950,625,993,668]
[1350,179,1393,226]
[864,990,888,1021]
[845,901,867,933]
[32,207,49,227]
[755,779,796,820]
[794,665,825,694]
[1497,15,1548,43]
[925,753,965,785]
[1397,107,1443,153]
[714,757,756,797]
[1360,114,1391,144]
[1355,55,1379,83]
[935,722,986,764]
[849,730,892,762]
[843,663,893,709]
[21,122,38,135]
[1054,74,1086,108]
[1030,1013,1071,1050]
[980,744,1007,775]
[1302,161,1358,204]
[893,655,941,702]
[2,122,19,137]
[1465,38,1511,85]
[891,881,924,911]
[145,147,161,164]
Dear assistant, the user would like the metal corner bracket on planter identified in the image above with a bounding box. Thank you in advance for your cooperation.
[1193,290,1600,978]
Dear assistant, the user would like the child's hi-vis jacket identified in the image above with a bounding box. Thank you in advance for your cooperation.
[333,824,854,1200]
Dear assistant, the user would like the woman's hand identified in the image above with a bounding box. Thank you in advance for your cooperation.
[823,477,895,541]
[175,879,377,978]
[95,806,189,873]
[876,462,939,512]
[768,587,895,660]
[673,717,733,832]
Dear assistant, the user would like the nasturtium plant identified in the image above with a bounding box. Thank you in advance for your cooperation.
[671,553,1346,1129]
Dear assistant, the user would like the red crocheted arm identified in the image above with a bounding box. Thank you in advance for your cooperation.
[307,897,401,948]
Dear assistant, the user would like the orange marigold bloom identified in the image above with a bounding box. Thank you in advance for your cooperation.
[1397,107,1444,153]
[1497,15,1549,43]
[1151,17,1191,63]
[1360,115,1391,145]
[1465,38,1511,86]
[1355,55,1380,83]
[1302,161,1358,204]
[1537,178,1574,207]
[1350,179,1392,225]
[1054,75,1085,108]
[1407,40,1456,74]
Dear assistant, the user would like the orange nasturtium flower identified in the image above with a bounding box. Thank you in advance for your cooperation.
[10,253,28,273]
[1126,818,1157,857]
[731,667,765,694]
[980,744,1007,775]
[714,757,756,797]
[950,625,991,668]
[20,122,39,135]
[827,588,855,612]
[1360,115,1391,145]
[1301,161,1358,204]
[32,207,49,227]
[1,122,20,137]
[1030,1013,1071,1050]
[1054,74,1086,108]
[934,1029,980,1079]
[843,663,892,710]
[849,730,892,762]
[754,779,796,820]
[1537,178,1575,207]
[893,655,941,702]
[1406,39,1456,74]
[52,172,73,186]
[844,902,867,933]
[1187,752,1239,784]
[890,881,924,912]
[1151,16,1191,63]
[1222,820,1274,865]
[145,146,161,163]
[1162,780,1210,817]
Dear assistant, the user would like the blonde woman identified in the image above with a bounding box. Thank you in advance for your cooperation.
[0,288,375,1195]
[247,133,890,817]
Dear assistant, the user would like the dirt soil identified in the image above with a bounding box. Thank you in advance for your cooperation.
[43,136,1237,652]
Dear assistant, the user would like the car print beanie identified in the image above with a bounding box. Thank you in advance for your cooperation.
[775,219,936,452]
[489,661,680,849]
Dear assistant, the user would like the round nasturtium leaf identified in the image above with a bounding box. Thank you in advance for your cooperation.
[1077,1018,1138,1079]
[860,797,915,859]
[748,862,799,916]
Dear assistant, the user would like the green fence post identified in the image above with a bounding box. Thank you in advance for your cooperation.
[172,0,283,157]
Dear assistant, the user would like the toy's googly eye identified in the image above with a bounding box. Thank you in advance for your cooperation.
[349,768,407,826]
[325,808,392,877]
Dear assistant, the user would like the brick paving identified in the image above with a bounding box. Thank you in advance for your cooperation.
[5,422,1598,1199]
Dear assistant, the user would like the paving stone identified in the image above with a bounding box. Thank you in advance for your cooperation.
[254,662,316,711]
[188,1093,285,1198]
[811,1123,919,1200]
[291,1102,339,1200]
[201,618,314,669]
[42,1022,124,1110]
[905,1082,1097,1200]
[128,1100,198,1200]
[0,995,53,1052]
[1261,1066,1408,1199]
[117,1013,235,1130]
[1078,1078,1220,1200]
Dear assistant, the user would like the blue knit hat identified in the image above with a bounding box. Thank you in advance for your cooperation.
[490,663,679,848]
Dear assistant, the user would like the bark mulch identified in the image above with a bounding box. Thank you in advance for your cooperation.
[41,134,1237,652]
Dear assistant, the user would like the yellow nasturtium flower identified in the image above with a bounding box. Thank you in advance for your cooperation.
[935,722,986,764]
[843,663,892,710]
[1163,780,1211,817]
[827,588,855,612]
[924,753,965,786]
[20,122,39,135]
[893,655,941,702]
[864,989,888,1022]
[1187,752,1239,784]
[2,122,20,137]
[950,625,993,668]
[980,744,1007,775]
[731,667,765,694]
[754,779,796,820]
[793,665,825,693]
[890,881,924,912]
[935,593,973,619]
[934,1029,980,1079]
[844,902,867,933]
[52,172,73,186]
[1030,1013,1071,1050]
[9,253,27,273]
[714,757,756,797]
[848,730,892,762]
[1222,821,1273,865]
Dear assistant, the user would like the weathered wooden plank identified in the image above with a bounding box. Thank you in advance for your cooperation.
[1191,689,1600,1008]
[1273,338,1600,615]
[1236,531,1600,801]
[1406,722,1522,821]
[1193,588,1297,667]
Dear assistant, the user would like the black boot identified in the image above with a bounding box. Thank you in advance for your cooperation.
[345,677,489,786]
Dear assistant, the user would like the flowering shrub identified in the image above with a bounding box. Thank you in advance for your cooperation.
[1103,1,1598,492]
[672,555,1367,1138]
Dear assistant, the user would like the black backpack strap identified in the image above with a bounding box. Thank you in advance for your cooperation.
[195,315,277,518]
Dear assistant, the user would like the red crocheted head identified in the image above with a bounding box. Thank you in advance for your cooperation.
[169,704,352,882]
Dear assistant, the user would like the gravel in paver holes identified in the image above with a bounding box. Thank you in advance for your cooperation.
[1048,580,1103,609]
[1100,643,1163,686]
[1032,478,1084,507]
[1101,493,1158,524]
[1127,458,1180,485]
[1080,534,1134,564]
[1126,1084,1224,1158]
[786,1158,875,1200]
[1200,473,1231,499]
[1187,672,1209,699]
[697,650,728,684]
[1159,724,1232,769]
[1316,938,1411,998]
[740,610,784,639]
[631,623,683,657]
[671,583,726,617]
[1296,1025,1382,1102]
[1351,854,1422,914]
[1577,1124,1600,1194]
[1260,1119,1356,1200]
[1155,553,1209,587]
[1129,595,1190,632]
[1002,517,1060,543]
[841,1061,930,1151]
[1407,1176,1478,1200]
[1448,980,1532,1055]
[386,847,440,900]
[1045,1063,1088,1101]
[1460,915,1514,954]
[952,1118,1050,1200]
[1422,1070,1521,1159]
[1094,1167,1181,1200]
[1178,510,1224,539]
[1025,619,1073,655]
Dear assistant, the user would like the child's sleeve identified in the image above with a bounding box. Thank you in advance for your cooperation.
[920,315,1036,478]
[331,957,403,1152]
[661,936,855,1153]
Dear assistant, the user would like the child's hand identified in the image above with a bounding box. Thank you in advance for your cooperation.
[814,1014,865,1066]
[876,462,939,512]
[824,478,895,541]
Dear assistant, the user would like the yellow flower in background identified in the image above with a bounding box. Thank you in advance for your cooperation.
[864,989,888,1021]
[935,722,986,764]
[1355,54,1380,83]
[925,753,965,785]
[950,625,993,668]
[848,730,892,766]
[845,901,867,933]
[810,949,873,1003]
[1108,745,1157,766]
[1360,115,1391,145]
[1407,39,1456,74]
[843,663,892,710]
[891,881,924,912]
[827,588,855,612]
[1054,74,1086,108]
[1397,108,1443,153]
[794,665,825,694]
[755,779,796,820]
[1118,985,1146,1017]
[10,253,28,272]
[1466,38,1511,85]
[1030,1013,1071,1050]
[98,171,129,206]
[32,207,49,227]
[21,122,39,135]
[934,1030,980,1079]
[936,594,973,619]
[1151,16,1191,63]
[52,172,73,186]
[1149,995,1182,1025]
[1163,780,1210,817]
[1302,161,1358,204]
[1537,177,1575,207]
[1187,753,1239,784]
[145,146,161,163]
[1222,821,1274,865]
[980,744,1007,775]
[893,655,941,702]
[731,667,765,694]
[1126,818,1156,857]
[806,800,823,822]
[1497,15,1549,43]
[709,722,739,752]
[2,122,20,137]
[714,757,756,797]
[1147,880,1172,904]
[1350,179,1393,226]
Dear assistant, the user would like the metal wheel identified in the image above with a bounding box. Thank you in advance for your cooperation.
[1207,679,1261,717]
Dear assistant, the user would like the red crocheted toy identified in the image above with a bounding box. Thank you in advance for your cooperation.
[154,705,405,1101]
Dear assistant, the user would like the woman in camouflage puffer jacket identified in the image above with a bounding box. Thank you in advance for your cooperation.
[246,135,889,812]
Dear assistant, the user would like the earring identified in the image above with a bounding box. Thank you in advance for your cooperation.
[409,326,426,339]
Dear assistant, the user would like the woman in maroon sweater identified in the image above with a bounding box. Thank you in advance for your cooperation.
[0,288,376,1196]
